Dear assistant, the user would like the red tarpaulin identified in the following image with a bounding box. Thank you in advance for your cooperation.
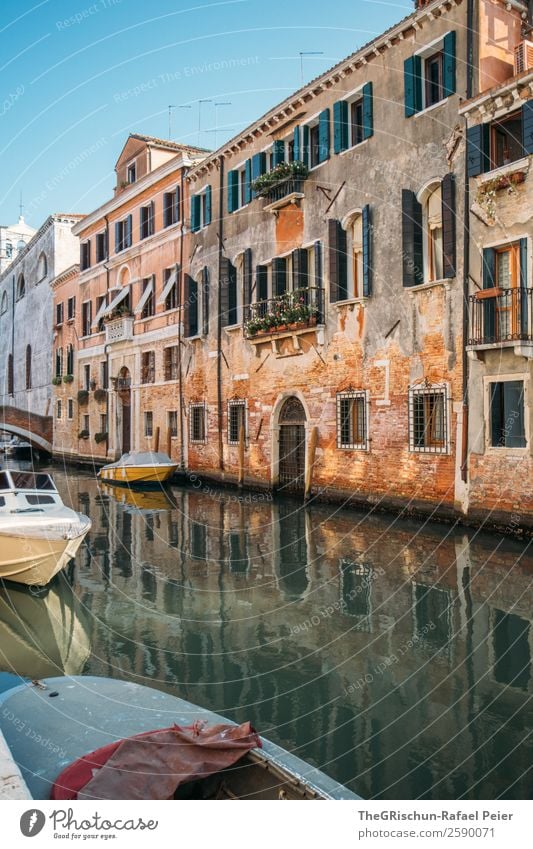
[52,721,261,801]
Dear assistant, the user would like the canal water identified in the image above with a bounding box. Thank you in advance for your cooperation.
[0,462,531,799]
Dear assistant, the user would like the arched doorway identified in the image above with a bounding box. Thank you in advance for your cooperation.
[117,366,131,453]
[277,396,306,493]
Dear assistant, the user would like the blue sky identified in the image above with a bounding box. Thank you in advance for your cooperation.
[0,0,411,226]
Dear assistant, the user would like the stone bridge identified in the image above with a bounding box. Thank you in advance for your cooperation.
[0,406,53,454]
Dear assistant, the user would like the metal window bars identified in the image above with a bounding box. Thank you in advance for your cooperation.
[189,403,207,443]
[228,400,246,445]
[336,391,368,450]
[409,384,449,454]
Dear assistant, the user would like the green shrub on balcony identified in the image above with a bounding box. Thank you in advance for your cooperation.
[63,374,74,383]
[94,388,107,403]
[251,161,308,197]
[52,376,62,386]
[94,431,108,444]
[78,429,89,440]
[77,389,89,404]
[245,292,318,336]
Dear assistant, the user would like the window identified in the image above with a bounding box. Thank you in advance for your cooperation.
[144,411,153,437]
[83,414,90,434]
[140,277,155,318]
[163,187,180,227]
[0,291,7,314]
[424,184,443,282]
[83,364,91,391]
[80,241,91,270]
[55,302,64,326]
[402,176,456,287]
[336,391,369,450]
[309,120,320,168]
[37,252,47,280]
[95,295,106,332]
[16,274,25,300]
[468,103,533,177]
[191,186,212,232]
[351,215,364,297]
[488,380,526,448]
[141,350,155,384]
[409,385,449,454]
[67,296,76,320]
[329,208,372,301]
[100,413,107,433]
[140,202,155,240]
[82,301,92,337]
[404,32,456,117]
[190,403,207,443]
[100,360,108,389]
[424,51,444,108]
[220,258,238,326]
[491,111,524,169]
[68,399,74,419]
[55,348,63,379]
[183,274,198,337]
[163,268,178,310]
[227,163,251,213]
[164,346,178,381]
[66,344,74,376]
[57,400,62,419]
[5,241,12,259]
[114,216,132,253]
[25,345,31,390]
[96,231,107,263]
[127,161,136,183]
[7,354,13,395]
[300,109,330,168]
[350,98,364,147]
[168,410,178,438]
[228,400,246,445]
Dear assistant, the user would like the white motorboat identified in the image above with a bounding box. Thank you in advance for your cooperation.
[0,470,91,587]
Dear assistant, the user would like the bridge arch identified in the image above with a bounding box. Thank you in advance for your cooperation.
[0,406,52,454]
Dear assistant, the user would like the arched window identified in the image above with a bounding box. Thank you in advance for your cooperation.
[0,291,7,315]
[37,252,48,280]
[16,274,25,300]
[423,183,443,283]
[7,354,13,395]
[25,345,32,390]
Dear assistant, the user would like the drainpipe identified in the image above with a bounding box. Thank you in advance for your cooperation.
[177,166,187,470]
[217,155,225,472]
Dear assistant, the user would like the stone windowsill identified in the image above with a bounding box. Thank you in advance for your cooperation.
[413,97,449,119]
[335,296,369,307]
[406,277,453,294]
[246,322,324,344]
[263,192,305,213]
[477,156,530,185]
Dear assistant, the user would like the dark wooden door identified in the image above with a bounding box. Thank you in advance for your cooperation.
[278,423,306,493]
[121,396,131,453]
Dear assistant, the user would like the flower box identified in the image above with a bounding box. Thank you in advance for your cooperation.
[474,287,504,300]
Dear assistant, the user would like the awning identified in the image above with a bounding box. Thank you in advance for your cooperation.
[134,279,153,314]
[157,270,177,305]
[91,297,109,329]
[104,286,130,316]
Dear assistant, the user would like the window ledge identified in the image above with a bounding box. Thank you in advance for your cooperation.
[339,139,369,157]
[485,446,528,456]
[263,192,305,213]
[184,334,203,342]
[477,157,530,184]
[406,277,453,294]
[467,340,533,360]
[335,296,369,307]
[224,324,242,334]
[413,97,449,119]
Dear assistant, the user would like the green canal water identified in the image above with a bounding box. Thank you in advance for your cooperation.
[0,463,531,799]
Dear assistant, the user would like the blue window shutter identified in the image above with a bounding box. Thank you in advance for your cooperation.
[314,240,322,288]
[294,126,301,161]
[114,222,121,252]
[175,185,181,221]
[489,382,502,447]
[191,195,200,232]
[333,100,349,153]
[205,185,212,226]
[467,124,490,177]
[519,237,528,337]
[302,125,309,167]
[227,170,239,213]
[251,152,266,180]
[362,82,373,139]
[256,265,268,302]
[401,190,423,286]
[482,247,495,288]
[441,173,456,278]
[404,55,422,117]
[482,247,496,341]
[244,159,252,205]
[126,215,132,247]
[272,140,285,166]
[318,108,330,163]
[522,100,533,155]
[272,257,287,296]
[362,204,372,297]
[443,31,456,97]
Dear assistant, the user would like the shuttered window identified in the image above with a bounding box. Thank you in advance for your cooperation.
[489,381,526,448]
[272,257,288,296]
[201,266,210,336]
[405,32,455,116]
[183,274,198,338]
[328,219,348,302]
[402,190,424,287]
[256,265,268,302]
[220,257,238,326]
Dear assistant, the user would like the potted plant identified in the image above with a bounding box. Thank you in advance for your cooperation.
[52,376,62,386]
[78,429,89,440]
[251,161,309,197]
[94,431,108,444]
[94,388,107,403]
[63,374,74,383]
[77,389,89,404]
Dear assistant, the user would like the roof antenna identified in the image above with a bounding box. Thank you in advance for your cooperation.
[19,190,24,222]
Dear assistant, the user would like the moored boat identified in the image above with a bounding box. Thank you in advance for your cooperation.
[0,676,360,801]
[99,451,178,486]
[0,470,91,586]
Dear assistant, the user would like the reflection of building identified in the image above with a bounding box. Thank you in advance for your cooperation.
[0,216,35,273]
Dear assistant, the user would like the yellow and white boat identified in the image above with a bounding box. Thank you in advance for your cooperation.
[0,470,91,587]
[98,451,178,486]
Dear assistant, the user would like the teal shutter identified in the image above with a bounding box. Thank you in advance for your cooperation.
[489,382,502,447]
[126,215,132,247]
[202,266,210,336]
[362,204,372,297]
[243,248,253,307]
[272,257,287,296]
[272,140,285,166]
[205,185,212,226]
[227,170,239,213]
[328,220,348,302]
[404,55,422,117]
[302,125,310,167]
[482,247,496,341]
[191,195,200,232]
[362,82,373,140]
[467,124,490,176]
[294,126,301,161]
[114,222,121,252]
[244,159,252,205]
[441,173,456,278]
[314,240,322,288]
[443,31,456,97]
[519,238,528,337]
[522,101,533,155]
[318,109,330,163]
[251,152,266,199]
[174,185,181,222]
[256,265,268,302]
[401,190,423,287]
[333,100,349,153]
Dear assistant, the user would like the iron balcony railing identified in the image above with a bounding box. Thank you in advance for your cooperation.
[467,287,533,346]
[261,177,305,205]
[243,287,324,339]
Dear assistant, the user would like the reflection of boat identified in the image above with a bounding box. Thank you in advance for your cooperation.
[0,470,92,586]
[3,437,32,459]
[98,452,178,486]
[0,580,91,679]
[0,677,360,801]
[99,482,176,512]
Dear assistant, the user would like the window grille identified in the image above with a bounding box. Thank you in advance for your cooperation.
[228,400,246,445]
[336,391,368,449]
[409,384,449,453]
[189,403,207,443]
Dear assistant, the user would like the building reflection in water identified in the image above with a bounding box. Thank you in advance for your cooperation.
[7,468,531,800]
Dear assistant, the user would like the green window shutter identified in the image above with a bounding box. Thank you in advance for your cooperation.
[482,247,496,288]
[294,126,301,161]
[467,124,490,177]
[362,82,373,140]
[441,173,456,278]
[243,248,253,307]
[227,170,239,213]
[302,125,310,167]
[256,265,268,302]
[202,266,210,336]
[272,257,287,296]
[404,55,422,117]
[401,189,423,287]
[292,248,309,289]
[318,108,330,163]
[244,159,252,205]
[443,31,456,97]
[251,152,266,199]
[189,276,198,337]
[220,257,231,327]
[522,101,533,155]
[126,215,132,247]
[482,247,496,341]
[272,140,285,166]
[174,185,181,222]
[328,219,348,302]
[314,240,322,288]
[114,222,121,252]
[362,204,372,297]
[183,274,191,337]
[489,382,503,447]
[228,262,238,325]
[519,238,528,337]
[191,195,200,232]
[333,100,349,154]
[503,381,526,447]
[205,185,212,226]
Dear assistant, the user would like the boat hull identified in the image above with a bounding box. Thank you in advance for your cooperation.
[99,464,177,486]
[0,527,89,587]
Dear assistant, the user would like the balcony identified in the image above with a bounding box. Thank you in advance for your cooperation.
[105,315,134,344]
[467,288,533,358]
[244,287,324,349]
[261,177,306,210]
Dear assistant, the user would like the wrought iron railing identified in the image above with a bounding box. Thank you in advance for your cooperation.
[261,177,305,205]
[467,288,532,346]
[243,287,324,339]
